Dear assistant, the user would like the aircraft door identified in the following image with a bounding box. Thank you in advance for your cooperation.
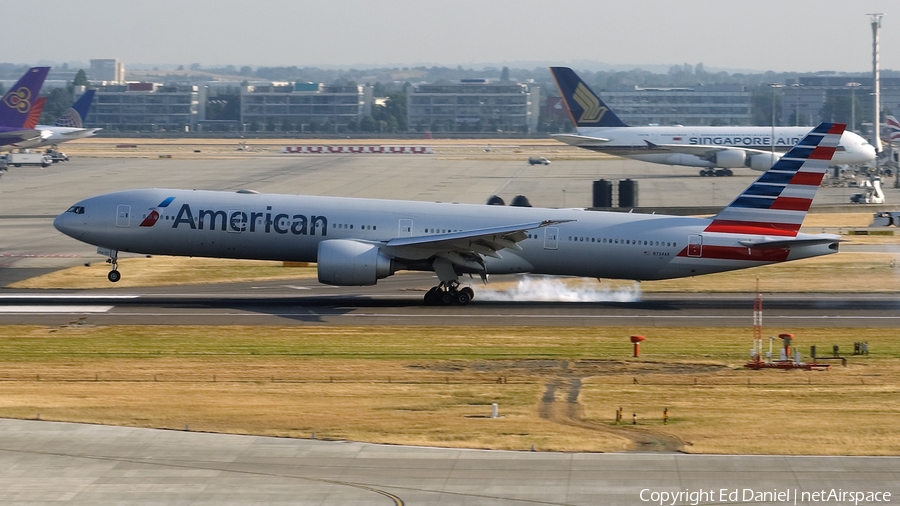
[688,234,702,257]
[543,227,559,250]
[399,219,413,237]
[116,205,131,227]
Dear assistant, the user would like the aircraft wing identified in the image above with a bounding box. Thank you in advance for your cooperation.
[0,128,42,146]
[551,134,611,146]
[384,220,571,271]
[646,142,775,161]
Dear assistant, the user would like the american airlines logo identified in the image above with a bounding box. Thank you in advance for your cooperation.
[148,202,329,236]
[573,83,606,124]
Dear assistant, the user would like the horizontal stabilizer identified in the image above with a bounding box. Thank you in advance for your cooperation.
[551,134,610,146]
[739,235,843,249]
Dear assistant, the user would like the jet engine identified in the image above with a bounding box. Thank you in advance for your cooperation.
[713,149,746,168]
[317,240,394,286]
[748,152,781,171]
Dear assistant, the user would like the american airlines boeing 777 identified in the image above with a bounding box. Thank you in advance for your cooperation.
[550,67,875,176]
[55,123,845,305]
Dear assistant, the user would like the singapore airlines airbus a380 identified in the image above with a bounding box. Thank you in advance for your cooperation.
[55,124,845,305]
[550,67,875,176]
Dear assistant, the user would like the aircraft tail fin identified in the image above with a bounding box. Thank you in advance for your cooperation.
[0,67,50,128]
[55,90,95,128]
[549,67,628,128]
[23,97,47,130]
[886,114,900,142]
[705,123,845,237]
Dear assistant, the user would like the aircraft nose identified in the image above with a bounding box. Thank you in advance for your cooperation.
[54,207,85,238]
[53,212,74,237]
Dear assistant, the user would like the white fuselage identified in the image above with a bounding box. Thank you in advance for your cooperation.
[570,126,875,167]
[54,189,840,283]
[3,125,100,150]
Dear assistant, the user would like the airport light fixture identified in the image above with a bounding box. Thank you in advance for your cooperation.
[769,83,784,155]
[847,82,861,132]
[869,13,884,154]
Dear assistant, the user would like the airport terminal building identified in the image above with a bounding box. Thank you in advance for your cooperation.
[781,76,900,138]
[81,83,203,132]
[239,83,372,133]
[600,86,752,126]
[406,79,540,133]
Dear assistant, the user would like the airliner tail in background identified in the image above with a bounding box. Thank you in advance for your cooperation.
[550,66,628,128]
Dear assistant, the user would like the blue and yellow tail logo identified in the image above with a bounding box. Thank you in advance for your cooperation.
[573,83,606,124]
[2,87,32,113]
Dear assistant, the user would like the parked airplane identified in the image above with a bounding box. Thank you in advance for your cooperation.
[549,67,875,176]
[55,124,845,305]
[0,67,50,147]
[4,90,100,150]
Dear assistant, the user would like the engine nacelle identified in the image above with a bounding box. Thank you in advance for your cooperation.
[749,152,782,171]
[713,149,746,168]
[317,240,394,286]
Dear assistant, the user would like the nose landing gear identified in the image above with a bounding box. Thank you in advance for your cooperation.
[101,248,121,282]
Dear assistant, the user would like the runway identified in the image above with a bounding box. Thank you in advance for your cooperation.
[2,274,899,327]
[1,419,897,506]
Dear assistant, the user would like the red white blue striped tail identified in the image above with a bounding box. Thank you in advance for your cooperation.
[705,123,845,237]
[887,115,900,142]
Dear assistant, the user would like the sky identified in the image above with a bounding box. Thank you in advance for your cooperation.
[9,0,900,73]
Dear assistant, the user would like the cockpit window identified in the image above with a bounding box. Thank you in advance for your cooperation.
[66,206,85,214]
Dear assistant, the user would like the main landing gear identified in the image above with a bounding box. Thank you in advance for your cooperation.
[699,168,733,177]
[424,281,475,306]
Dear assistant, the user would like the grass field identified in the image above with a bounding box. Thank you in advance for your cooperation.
[0,325,896,454]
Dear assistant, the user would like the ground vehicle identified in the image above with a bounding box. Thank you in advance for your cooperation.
[45,150,69,162]
[6,152,52,167]
[528,157,550,165]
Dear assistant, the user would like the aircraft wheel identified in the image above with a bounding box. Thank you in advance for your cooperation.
[714,169,726,177]
[440,290,455,305]
[456,287,474,305]
[699,170,708,177]
[724,169,734,177]
[108,270,121,283]
[424,287,440,305]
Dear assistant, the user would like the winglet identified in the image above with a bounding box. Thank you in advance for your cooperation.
[549,67,628,128]
[0,67,50,128]
[705,123,845,237]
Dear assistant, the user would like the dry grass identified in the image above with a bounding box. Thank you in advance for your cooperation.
[0,325,897,454]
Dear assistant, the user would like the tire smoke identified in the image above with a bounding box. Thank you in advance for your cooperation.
[478,276,642,302]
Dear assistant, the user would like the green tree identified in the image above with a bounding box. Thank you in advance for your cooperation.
[73,69,89,87]
[40,88,74,124]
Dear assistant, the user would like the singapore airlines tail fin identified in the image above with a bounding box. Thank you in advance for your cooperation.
[705,123,845,237]
[0,67,50,129]
[549,66,628,128]
[55,90,95,128]
[23,97,47,130]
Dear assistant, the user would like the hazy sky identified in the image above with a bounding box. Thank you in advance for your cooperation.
[10,0,899,73]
